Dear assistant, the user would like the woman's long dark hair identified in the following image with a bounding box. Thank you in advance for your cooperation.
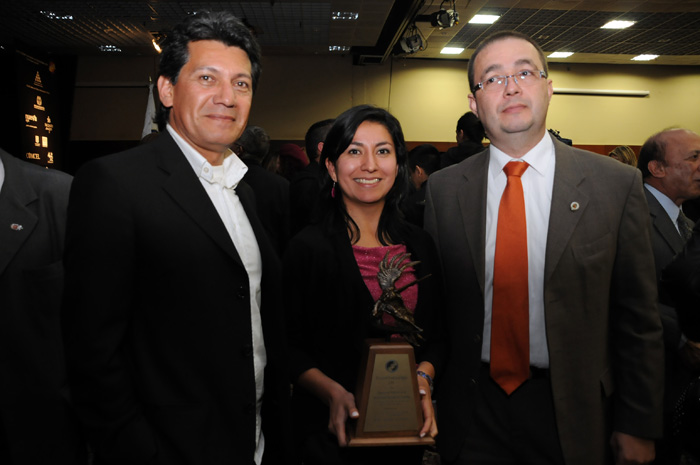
[318,105,411,245]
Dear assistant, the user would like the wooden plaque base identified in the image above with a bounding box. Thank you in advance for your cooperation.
[348,339,435,447]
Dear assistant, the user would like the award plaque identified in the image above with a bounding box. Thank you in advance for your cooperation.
[348,339,434,447]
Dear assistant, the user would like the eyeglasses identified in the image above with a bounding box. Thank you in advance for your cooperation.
[472,70,547,93]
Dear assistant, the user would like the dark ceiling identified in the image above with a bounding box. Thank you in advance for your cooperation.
[1,0,699,66]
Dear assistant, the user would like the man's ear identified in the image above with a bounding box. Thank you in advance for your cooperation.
[468,94,478,118]
[648,159,666,178]
[317,141,324,158]
[157,75,174,108]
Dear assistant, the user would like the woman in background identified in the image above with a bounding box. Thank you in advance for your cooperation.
[609,145,637,166]
[284,105,445,465]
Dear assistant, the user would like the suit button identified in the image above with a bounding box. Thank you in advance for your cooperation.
[470,378,477,385]
[474,334,481,343]
[236,286,247,300]
[241,344,253,357]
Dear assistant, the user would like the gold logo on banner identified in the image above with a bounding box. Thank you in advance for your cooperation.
[47,152,54,164]
[34,96,45,111]
[45,116,54,133]
[26,152,40,160]
[25,114,37,123]
[34,71,43,88]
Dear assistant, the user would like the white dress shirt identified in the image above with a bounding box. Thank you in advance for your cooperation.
[0,155,5,191]
[482,133,556,368]
[167,125,267,465]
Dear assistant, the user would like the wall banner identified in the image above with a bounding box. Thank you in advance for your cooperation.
[16,49,60,167]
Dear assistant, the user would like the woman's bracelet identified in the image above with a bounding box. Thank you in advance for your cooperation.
[416,370,433,388]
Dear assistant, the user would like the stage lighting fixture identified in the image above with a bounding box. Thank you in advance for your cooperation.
[430,1,459,29]
[400,34,425,54]
[394,24,427,55]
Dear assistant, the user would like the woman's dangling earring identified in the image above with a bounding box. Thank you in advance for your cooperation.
[331,181,336,198]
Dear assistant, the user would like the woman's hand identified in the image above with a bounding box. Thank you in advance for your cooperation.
[326,382,359,446]
[297,368,359,447]
[417,362,438,438]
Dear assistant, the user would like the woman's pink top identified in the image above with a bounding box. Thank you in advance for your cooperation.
[352,244,418,338]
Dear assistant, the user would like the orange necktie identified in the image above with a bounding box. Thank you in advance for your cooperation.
[490,161,530,395]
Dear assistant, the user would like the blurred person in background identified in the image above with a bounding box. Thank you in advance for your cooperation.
[609,145,637,167]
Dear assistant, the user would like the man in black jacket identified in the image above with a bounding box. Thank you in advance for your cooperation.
[439,111,486,169]
[0,149,84,464]
[63,11,288,465]
[289,118,334,234]
[236,125,290,256]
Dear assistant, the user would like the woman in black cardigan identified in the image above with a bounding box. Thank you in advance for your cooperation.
[284,105,445,465]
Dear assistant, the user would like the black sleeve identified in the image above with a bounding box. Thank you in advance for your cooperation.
[62,159,158,464]
[662,220,700,341]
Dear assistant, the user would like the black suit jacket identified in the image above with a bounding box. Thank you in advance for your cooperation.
[241,161,290,257]
[63,132,289,465]
[644,187,696,411]
[663,219,700,340]
[644,187,692,345]
[0,149,83,465]
[645,188,691,287]
[289,161,323,235]
[439,141,486,169]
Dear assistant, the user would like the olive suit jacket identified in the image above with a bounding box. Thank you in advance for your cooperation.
[62,132,289,465]
[424,136,664,465]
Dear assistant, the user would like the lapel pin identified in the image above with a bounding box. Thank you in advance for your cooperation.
[10,223,24,231]
[570,202,580,212]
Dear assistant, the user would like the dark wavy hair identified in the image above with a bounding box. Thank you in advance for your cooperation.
[236,125,270,163]
[156,10,262,127]
[456,111,485,143]
[305,119,335,161]
[408,144,441,175]
[319,105,411,245]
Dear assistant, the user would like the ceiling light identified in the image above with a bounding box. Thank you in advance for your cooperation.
[548,52,574,58]
[632,54,659,61]
[151,32,166,53]
[329,46,351,52]
[441,47,465,55]
[601,20,636,29]
[469,15,499,25]
[40,11,74,20]
[98,45,122,53]
[332,12,359,21]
